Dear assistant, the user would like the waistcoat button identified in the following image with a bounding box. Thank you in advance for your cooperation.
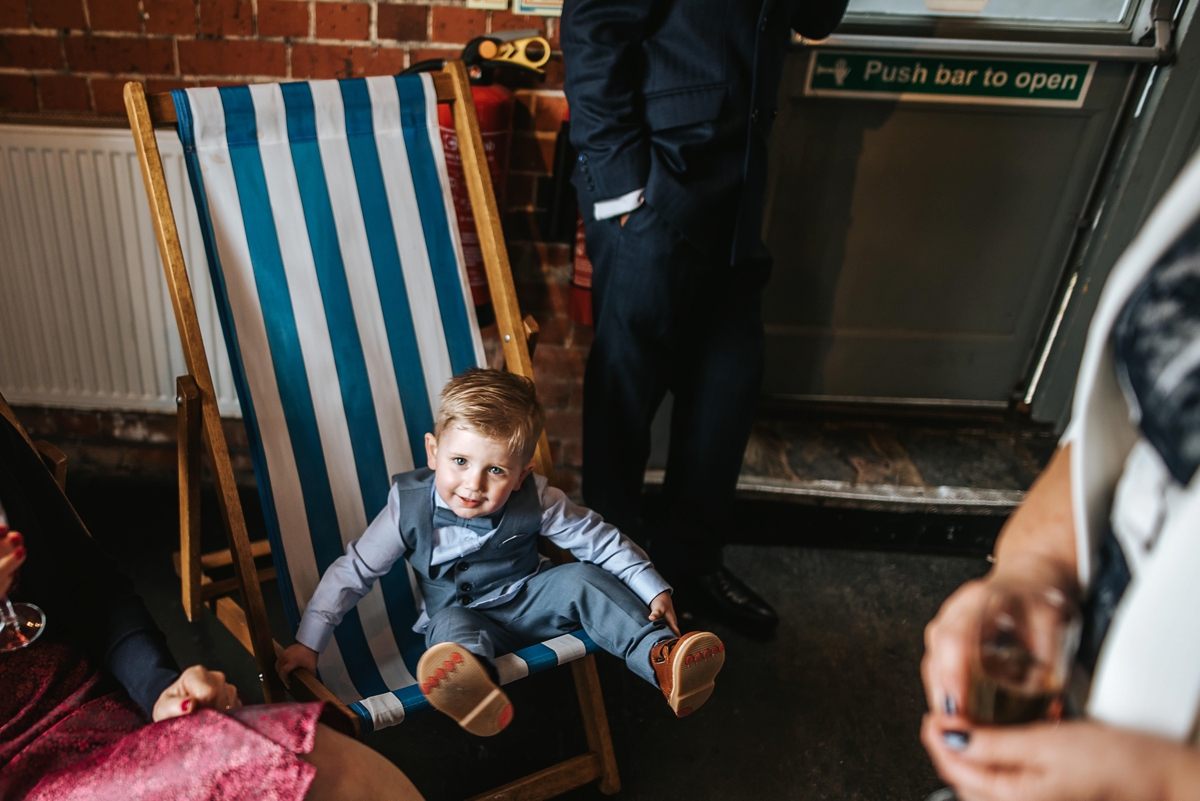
[460,595,473,604]
[458,562,469,571]
[460,582,472,592]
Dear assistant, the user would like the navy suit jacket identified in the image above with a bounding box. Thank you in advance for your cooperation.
[563,0,847,264]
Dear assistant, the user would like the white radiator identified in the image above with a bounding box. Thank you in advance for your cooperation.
[0,124,241,416]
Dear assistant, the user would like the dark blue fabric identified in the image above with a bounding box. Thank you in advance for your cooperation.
[562,0,848,263]
[1113,213,1200,485]
[581,204,766,574]
[0,416,180,716]
[1079,525,1131,673]
[218,86,388,700]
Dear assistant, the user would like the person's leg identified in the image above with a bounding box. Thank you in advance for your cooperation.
[497,563,727,716]
[495,562,672,686]
[302,723,424,801]
[582,205,688,539]
[423,605,521,667]
[419,607,520,737]
[654,261,777,629]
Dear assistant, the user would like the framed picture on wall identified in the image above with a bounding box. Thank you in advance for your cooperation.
[514,0,562,16]
[467,0,509,9]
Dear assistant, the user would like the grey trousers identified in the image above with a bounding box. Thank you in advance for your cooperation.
[424,562,670,686]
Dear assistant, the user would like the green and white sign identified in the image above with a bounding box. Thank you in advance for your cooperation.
[805,51,1095,108]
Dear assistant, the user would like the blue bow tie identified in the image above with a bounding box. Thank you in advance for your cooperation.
[432,505,500,534]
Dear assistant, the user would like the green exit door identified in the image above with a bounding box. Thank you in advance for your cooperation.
[761,0,1167,409]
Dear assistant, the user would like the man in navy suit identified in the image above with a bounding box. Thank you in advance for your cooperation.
[563,0,848,634]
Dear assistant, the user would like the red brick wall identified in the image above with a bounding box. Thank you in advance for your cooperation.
[0,0,587,494]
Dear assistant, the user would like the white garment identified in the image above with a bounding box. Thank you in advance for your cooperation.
[593,187,645,220]
[1062,146,1200,743]
[295,473,670,652]
[1109,439,1190,579]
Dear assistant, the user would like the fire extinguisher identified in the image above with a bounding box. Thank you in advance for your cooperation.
[403,32,551,327]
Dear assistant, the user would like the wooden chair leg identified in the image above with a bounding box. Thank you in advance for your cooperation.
[177,375,203,622]
[571,655,621,795]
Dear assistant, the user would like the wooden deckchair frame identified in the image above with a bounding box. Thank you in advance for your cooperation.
[0,391,68,494]
[124,62,619,799]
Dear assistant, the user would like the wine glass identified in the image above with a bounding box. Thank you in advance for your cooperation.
[966,580,1080,725]
[0,499,46,651]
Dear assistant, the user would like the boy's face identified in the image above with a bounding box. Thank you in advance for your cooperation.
[425,426,535,519]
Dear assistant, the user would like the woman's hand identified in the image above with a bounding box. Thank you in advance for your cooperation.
[648,591,681,637]
[921,577,990,720]
[276,642,319,690]
[922,446,1080,723]
[152,665,240,722]
[0,528,26,598]
[921,715,1200,801]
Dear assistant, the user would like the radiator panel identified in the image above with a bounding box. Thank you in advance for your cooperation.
[0,124,241,416]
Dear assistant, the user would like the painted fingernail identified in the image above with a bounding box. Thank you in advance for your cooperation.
[13,547,25,560]
[943,695,957,716]
[181,699,193,713]
[9,533,21,546]
[943,731,969,751]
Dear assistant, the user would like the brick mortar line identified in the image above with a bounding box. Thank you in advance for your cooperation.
[0,27,465,49]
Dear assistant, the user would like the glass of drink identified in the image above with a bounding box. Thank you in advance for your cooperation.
[966,580,1080,725]
[0,499,46,651]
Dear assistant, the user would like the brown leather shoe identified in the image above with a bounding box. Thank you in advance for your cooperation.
[417,642,513,737]
[650,631,726,717]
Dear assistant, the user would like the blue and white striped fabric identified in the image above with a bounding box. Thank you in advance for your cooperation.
[171,74,592,734]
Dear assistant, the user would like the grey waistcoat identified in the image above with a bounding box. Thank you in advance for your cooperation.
[393,468,544,616]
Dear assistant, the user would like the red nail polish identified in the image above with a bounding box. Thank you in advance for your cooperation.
[9,533,20,546]
[12,547,24,560]
[181,699,192,713]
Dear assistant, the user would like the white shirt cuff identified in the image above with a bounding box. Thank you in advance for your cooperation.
[593,188,645,221]
[296,615,335,653]
[628,568,672,607]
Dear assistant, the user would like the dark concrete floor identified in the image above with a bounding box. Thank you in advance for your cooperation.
[68,475,991,801]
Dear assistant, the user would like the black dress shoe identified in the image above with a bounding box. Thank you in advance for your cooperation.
[674,566,779,635]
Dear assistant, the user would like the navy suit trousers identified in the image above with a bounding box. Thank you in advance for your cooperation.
[582,203,767,576]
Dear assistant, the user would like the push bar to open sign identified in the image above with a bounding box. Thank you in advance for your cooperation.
[805,51,1096,108]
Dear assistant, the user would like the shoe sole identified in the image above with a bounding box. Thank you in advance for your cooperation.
[667,632,726,717]
[417,643,513,737]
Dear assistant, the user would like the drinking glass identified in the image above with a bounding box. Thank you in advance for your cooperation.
[966,580,1080,725]
[923,580,1080,801]
[0,499,45,651]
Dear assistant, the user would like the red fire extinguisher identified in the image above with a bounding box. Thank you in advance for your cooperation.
[404,32,550,327]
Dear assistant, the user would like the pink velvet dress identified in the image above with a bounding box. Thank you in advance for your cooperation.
[0,641,334,801]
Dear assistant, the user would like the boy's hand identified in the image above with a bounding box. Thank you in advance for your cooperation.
[649,591,681,637]
[276,643,319,689]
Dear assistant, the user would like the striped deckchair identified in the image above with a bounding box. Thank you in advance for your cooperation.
[124,64,620,798]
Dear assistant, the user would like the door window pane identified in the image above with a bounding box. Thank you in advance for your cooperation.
[846,0,1132,24]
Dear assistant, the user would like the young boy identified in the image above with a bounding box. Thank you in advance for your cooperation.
[277,369,726,736]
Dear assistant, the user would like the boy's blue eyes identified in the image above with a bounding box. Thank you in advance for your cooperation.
[449,457,504,475]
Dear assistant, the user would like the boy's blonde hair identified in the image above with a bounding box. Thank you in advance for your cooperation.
[435,368,545,461]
